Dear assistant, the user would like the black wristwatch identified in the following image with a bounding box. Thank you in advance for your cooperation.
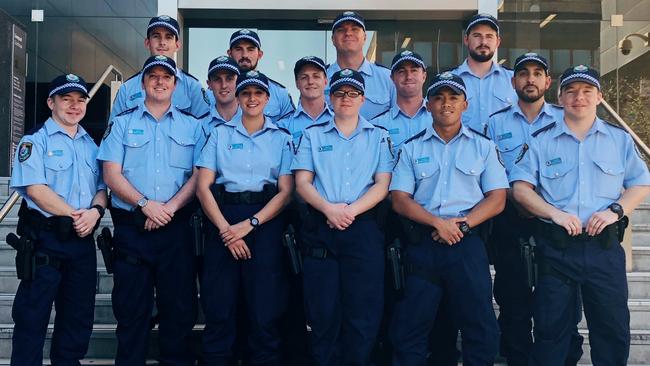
[458,221,471,235]
[249,216,260,230]
[608,203,624,220]
[92,204,106,218]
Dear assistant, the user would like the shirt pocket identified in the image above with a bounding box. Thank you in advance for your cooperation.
[540,163,573,203]
[364,90,390,112]
[593,159,624,199]
[169,131,197,170]
[413,162,440,202]
[122,134,151,169]
[454,158,485,197]
[44,154,73,193]
[494,89,514,107]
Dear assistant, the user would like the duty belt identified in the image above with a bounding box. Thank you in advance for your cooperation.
[222,190,273,205]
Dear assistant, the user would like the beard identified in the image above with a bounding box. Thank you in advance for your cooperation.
[237,59,258,72]
[516,87,545,103]
[468,49,494,63]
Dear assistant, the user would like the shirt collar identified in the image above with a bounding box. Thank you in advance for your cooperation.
[390,100,428,119]
[331,58,373,76]
[226,116,278,137]
[139,101,174,121]
[457,58,502,78]
[552,117,608,139]
[423,123,472,143]
[323,115,374,133]
[44,117,89,139]
[210,105,241,124]
[294,101,333,120]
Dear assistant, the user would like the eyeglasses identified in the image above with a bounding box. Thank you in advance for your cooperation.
[332,90,363,98]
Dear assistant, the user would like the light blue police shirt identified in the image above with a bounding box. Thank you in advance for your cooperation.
[97,103,204,210]
[453,60,516,133]
[371,100,431,157]
[200,105,242,137]
[486,102,562,175]
[11,118,106,217]
[291,117,394,204]
[390,124,508,218]
[326,59,396,120]
[110,68,210,121]
[509,118,650,225]
[277,101,333,146]
[196,117,293,193]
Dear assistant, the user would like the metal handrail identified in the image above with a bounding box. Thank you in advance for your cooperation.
[0,65,122,224]
[600,99,650,157]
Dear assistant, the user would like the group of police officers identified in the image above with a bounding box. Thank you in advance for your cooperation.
[7,9,650,366]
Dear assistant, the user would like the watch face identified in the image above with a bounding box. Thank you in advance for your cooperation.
[250,217,259,226]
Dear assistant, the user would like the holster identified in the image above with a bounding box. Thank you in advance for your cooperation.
[6,233,35,281]
[519,236,538,288]
[191,209,205,257]
[387,239,405,291]
[283,224,302,275]
[399,217,428,245]
[96,227,115,274]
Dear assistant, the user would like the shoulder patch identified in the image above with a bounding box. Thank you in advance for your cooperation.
[489,105,512,118]
[18,142,33,162]
[305,121,329,130]
[469,127,490,140]
[125,72,141,82]
[181,69,199,81]
[603,120,626,132]
[531,122,556,138]
[403,128,427,145]
[268,77,287,89]
[495,147,505,167]
[116,106,138,117]
[514,143,529,164]
[277,127,291,136]
[369,108,390,121]
[103,121,113,140]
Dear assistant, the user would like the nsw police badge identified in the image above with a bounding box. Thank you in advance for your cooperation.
[18,142,33,163]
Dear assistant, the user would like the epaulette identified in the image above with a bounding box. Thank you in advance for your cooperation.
[604,120,627,132]
[125,71,141,82]
[549,103,563,109]
[278,111,293,121]
[116,106,138,117]
[469,127,490,140]
[268,77,287,89]
[375,63,390,70]
[277,127,291,135]
[372,124,388,132]
[403,128,426,145]
[531,122,556,138]
[195,111,210,119]
[305,121,328,130]
[178,108,203,119]
[181,69,199,81]
[369,108,390,121]
[25,123,45,136]
[489,105,512,118]
[502,65,513,71]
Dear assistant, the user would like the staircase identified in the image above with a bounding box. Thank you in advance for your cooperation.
[1,176,650,365]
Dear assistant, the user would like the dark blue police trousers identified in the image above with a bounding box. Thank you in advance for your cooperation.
[530,236,629,366]
[302,217,384,366]
[11,231,96,366]
[200,203,288,366]
[111,218,197,366]
[390,234,499,366]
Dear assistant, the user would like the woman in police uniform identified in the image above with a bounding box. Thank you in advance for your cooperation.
[196,70,293,365]
[292,68,393,365]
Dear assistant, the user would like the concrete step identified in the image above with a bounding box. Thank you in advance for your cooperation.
[633,246,650,272]
[0,266,114,294]
[577,329,650,364]
[632,224,650,247]
[631,203,650,225]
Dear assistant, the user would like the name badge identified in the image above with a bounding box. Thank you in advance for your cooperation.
[47,150,64,157]
[128,129,144,135]
[129,91,143,101]
[497,132,512,141]
[546,157,562,166]
[388,128,400,135]
[416,157,430,164]
[318,145,333,152]
[229,143,244,150]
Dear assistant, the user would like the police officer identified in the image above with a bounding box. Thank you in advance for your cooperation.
[452,13,516,133]
[202,55,242,136]
[389,72,507,366]
[110,15,209,120]
[292,68,393,365]
[372,49,431,156]
[326,11,396,120]
[10,74,108,366]
[98,55,204,365]
[510,65,650,365]
[225,29,295,122]
[195,70,293,365]
[277,56,333,145]
[486,52,562,365]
